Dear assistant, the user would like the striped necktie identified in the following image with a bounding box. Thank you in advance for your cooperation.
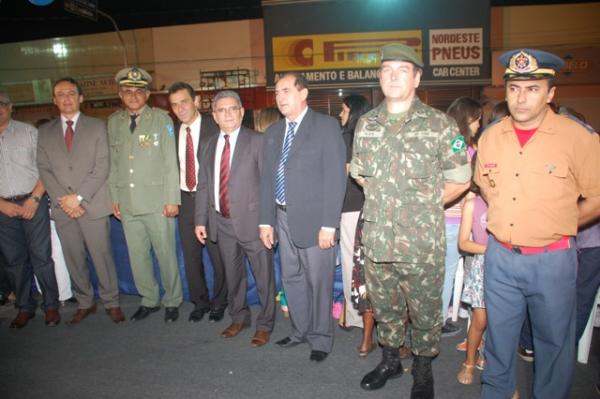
[65,120,74,152]
[219,134,231,217]
[275,121,297,204]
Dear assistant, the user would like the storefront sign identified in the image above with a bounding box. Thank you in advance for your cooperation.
[263,0,491,87]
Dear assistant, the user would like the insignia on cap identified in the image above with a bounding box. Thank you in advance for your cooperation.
[127,68,142,81]
[509,51,538,74]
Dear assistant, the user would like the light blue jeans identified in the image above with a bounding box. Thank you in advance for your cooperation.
[441,223,460,323]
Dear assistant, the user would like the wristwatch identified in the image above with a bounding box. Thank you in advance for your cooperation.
[77,194,83,203]
[31,195,41,203]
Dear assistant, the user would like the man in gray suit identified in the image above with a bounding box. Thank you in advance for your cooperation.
[196,90,275,347]
[259,73,346,362]
[37,77,124,324]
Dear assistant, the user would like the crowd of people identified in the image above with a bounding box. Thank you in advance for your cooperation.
[0,43,599,399]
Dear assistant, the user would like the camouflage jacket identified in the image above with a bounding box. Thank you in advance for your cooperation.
[350,97,471,263]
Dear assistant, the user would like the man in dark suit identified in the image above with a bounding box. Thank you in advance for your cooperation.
[168,82,228,322]
[195,90,275,347]
[259,73,346,362]
[37,77,124,324]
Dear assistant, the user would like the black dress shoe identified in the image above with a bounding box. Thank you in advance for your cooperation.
[165,307,179,323]
[130,306,160,321]
[208,307,225,322]
[188,307,207,322]
[310,350,329,362]
[276,336,302,348]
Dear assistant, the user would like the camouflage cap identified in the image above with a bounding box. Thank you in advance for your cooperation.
[499,49,564,80]
[380,43,424,68]
[115,66,152,88]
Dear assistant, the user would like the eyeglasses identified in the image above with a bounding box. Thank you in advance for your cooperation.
[215,105,241,114]
[0,101,11,108]
[120,89,147,97]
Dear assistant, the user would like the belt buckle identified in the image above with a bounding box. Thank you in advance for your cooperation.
[512,246,522,255]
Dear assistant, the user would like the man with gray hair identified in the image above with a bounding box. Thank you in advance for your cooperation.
[195,90,275,347]
[0,89,60,328]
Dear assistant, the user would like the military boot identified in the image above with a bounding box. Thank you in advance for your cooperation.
[410,355,434,399]
[360,345,403,390]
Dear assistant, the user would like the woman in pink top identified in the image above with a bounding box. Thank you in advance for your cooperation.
[457,153,489,385]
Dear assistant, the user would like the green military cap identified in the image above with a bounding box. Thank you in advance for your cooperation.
[115,66,152,88]
[380,43,424,68]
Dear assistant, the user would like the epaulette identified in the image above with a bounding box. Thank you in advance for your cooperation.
[108,108,125,119]
[154,107,169,115]
[565,114,596,134]
[482,116,506,131]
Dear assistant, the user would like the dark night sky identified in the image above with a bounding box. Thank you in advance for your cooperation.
[0,0,596,44]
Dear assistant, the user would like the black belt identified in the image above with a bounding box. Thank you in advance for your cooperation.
[277,204,287,212]
[181,190,196,197]
[2,192,32,202]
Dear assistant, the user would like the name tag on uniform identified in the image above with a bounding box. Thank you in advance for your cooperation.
[357,123,384,138]
[404,131,438,138]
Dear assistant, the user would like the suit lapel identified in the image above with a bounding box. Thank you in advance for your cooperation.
[174,121,181,156]
[51,118,69,157]
[206,134,218,196]
[273,120,286,159]
[71,114,86,154]
[230,128,247,177]
[288,108,311,160]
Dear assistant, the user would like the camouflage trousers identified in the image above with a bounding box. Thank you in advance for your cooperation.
[364,256,444,356]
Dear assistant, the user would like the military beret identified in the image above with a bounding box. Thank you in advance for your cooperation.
[380,43,424,68]
[115,66,152,88]
[499,49,564,80]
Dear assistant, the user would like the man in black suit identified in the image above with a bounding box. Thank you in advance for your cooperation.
[168,82,228,322]
[259,73,346,362]
[195,90,275,347]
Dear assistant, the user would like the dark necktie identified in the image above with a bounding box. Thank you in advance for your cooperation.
[129,114,138,133]
[185,127,196,191]
[275,121,297,204]
[65,120,74,152]
[219,134,231,218]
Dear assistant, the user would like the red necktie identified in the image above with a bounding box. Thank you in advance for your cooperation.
[65,120,74,152]
[219,134,231,218]
[185,127,196,191]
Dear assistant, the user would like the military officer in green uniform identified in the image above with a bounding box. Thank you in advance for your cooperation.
[108,67,183,322]
[351,44,471,398]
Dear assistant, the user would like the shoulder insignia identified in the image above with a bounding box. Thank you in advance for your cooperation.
[565,114,596,134]
[451,135,467,153]
[108,109,124,119]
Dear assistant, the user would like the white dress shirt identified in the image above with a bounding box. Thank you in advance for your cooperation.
[60,112,81,136]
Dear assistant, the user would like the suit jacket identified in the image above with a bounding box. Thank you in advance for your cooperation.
[174,112,220,181]
[195,126,264,243]
[37,114,112,221]
[259,107,347,248]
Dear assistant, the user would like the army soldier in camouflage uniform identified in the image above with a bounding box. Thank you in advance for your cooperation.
[351,44,471,398]
[108,67,183,322]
